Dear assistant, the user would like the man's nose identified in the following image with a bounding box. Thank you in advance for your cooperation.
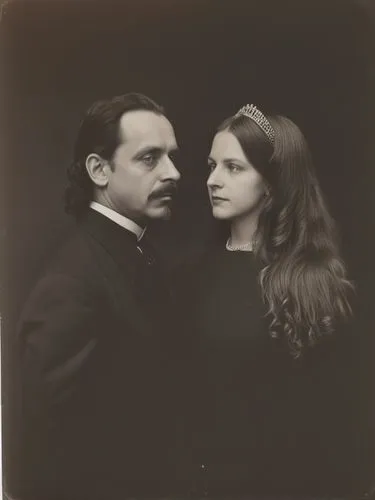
[163,156,181,182]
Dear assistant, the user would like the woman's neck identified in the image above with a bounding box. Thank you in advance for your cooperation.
[230,213,258,247]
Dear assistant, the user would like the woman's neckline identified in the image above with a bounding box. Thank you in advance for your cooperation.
[225,237,254,252]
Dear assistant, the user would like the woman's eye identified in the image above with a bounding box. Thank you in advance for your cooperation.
[208,163,216,173]
[228,164,240,173]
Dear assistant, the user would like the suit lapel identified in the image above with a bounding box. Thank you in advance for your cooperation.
[80,210,156,339]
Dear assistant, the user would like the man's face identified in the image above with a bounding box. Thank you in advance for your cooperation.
[104,110,181,225]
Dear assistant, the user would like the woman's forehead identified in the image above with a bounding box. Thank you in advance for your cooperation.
[210,130,247,162]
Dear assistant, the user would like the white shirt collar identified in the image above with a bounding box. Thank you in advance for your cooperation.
[89,201,146,241]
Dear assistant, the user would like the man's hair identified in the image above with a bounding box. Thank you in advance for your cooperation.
[64,93,165,218]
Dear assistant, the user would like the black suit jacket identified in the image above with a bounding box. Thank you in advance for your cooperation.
[12,210,174,500]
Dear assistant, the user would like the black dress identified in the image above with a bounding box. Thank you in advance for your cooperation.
[174,246,363,497]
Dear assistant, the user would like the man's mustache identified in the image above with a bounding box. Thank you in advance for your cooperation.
[148,183,178,200]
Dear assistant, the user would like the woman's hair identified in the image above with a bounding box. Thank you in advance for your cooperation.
[65,93,165,218]
[217,112,354,357]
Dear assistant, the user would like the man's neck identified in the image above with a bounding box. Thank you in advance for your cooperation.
[89,201,146,241]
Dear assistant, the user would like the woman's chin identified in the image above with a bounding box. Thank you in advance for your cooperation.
[211,207,232,220]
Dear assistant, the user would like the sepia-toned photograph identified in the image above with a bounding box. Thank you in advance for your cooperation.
[1,1,375,499]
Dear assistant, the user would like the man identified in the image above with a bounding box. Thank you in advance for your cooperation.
[12,93,181,500]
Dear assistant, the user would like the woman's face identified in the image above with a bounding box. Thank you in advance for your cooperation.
[207,130,267,221]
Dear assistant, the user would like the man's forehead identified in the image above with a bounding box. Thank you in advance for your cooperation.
[119,110,176,147]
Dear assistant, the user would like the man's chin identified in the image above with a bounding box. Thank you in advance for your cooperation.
[147,205,173,221]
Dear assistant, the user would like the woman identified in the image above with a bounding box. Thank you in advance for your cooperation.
[174,105,361,497]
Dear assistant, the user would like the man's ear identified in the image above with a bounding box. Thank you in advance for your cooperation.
[85,154,111,187]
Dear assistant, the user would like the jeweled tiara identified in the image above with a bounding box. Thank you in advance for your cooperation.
[235,104,275,146]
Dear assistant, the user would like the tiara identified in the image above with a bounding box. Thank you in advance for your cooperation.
[235,104,275,146]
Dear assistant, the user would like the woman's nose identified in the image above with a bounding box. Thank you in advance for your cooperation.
[207,167,221,188]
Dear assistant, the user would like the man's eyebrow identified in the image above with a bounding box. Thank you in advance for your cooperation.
[168,146,180,155]
[133,146,163,159]
[133,145,180,160]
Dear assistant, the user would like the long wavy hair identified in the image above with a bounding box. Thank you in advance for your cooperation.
[217,112,354,357]
[65,93,165,218]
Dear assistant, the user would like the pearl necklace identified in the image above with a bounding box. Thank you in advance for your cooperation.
[226,237,254,252]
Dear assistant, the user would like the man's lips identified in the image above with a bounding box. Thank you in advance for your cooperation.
[149,186,177,200]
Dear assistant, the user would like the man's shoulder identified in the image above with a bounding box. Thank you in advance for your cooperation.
[17,229,113,324]
[22,230,98,296]
[42,228,99,280]
[30,225,124,305]
[29,221,139,303]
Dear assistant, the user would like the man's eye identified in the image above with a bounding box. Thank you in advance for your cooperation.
[168,152,178,163]
[142,154,157,166]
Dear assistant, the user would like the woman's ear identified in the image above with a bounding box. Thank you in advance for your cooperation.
[85,154,110,187]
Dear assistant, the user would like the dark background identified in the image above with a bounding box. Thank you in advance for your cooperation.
[1,0,375,496]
